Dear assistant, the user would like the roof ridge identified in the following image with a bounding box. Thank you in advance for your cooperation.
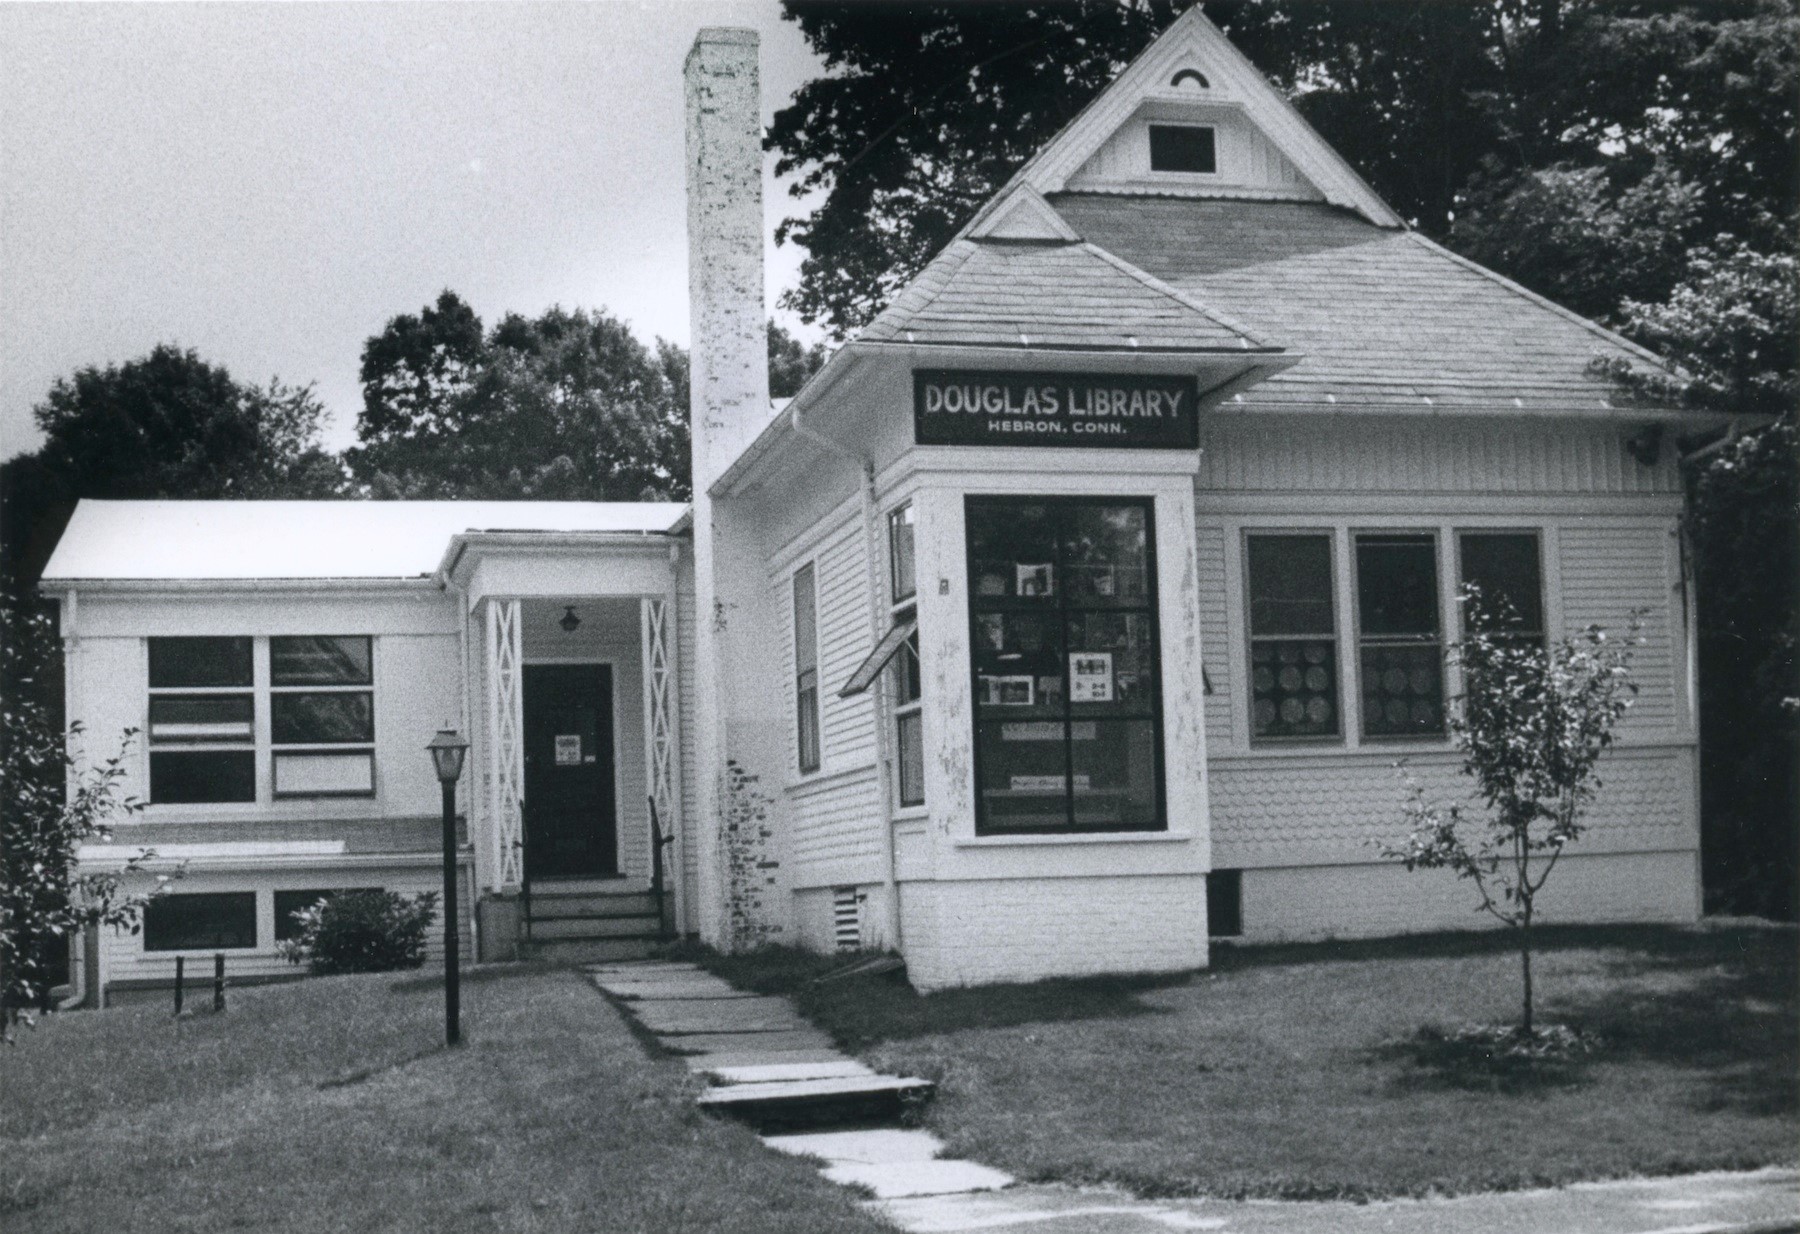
[1403,232,1686,381]
[1078,241,1277,350]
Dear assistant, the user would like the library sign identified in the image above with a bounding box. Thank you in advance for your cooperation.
[914,369,1199,450]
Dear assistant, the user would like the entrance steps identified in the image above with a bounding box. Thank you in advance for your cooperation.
[520,880,665,963]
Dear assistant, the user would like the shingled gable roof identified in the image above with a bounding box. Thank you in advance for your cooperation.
[857,225,1277,353]
[1052,195,1685,415]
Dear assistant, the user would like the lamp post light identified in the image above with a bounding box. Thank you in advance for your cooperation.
[427,728,470,1047]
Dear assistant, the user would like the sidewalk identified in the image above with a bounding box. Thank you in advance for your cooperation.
[588,960,1798,1234]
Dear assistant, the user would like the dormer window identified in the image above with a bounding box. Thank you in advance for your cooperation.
[1149,124,1216,174]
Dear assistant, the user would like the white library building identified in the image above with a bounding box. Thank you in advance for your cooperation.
[44,12,1723,997]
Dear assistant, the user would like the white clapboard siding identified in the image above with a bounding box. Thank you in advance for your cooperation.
[815,526,876,768]
[1194,522,1235,755]
[1198,420,1681,495]
[790,771,886,884]
[1558,522,1678,731]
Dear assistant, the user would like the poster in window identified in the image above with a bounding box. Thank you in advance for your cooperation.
[1015,563,1055,597]
[554,734,582,765]
[979,675,1035,706]
[1069,653,1114,703]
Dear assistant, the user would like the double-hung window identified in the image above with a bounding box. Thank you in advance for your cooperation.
[793,564,821,775]
[888,504,924,807]
[1354,534,1445,739]
[967,497,1163,834]
[1458,532,1545,646]
[1246,534,1339,740]
[148,637,257,803]
[271,636,375,797]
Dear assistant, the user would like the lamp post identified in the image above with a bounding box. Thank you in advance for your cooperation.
[427,728,469,1047]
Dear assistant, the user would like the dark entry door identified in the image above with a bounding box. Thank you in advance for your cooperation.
[523,664,617,879]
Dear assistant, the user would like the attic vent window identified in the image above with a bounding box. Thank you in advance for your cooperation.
[1149,124,1217,174]
[1169,68,1210,90]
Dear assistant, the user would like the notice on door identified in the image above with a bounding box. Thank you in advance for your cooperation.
[554,734,582,766]
[1070,653,1115,703]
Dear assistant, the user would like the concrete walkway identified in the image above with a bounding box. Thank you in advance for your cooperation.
[588,961,1797,1234]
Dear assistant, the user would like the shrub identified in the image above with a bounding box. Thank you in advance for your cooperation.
[278,890,438,975]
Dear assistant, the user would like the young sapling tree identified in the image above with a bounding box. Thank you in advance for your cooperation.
[1387,587,1639,1037]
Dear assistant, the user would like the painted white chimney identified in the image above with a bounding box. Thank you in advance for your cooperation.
[686,27,769,490]
[684,28,779,948]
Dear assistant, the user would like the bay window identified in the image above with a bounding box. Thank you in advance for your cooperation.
[1246,534,1338,741]
[967,497,1163,834]
[1354,534,1445,739]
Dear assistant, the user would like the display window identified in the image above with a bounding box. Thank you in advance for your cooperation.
[966,497,1163,833]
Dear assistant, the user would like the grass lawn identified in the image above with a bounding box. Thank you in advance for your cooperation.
[1,964,894,1234]
[689,923,1799,1201]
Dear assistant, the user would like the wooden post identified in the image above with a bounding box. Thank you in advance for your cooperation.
[213,953,226,1012]
[173,955,184,1016]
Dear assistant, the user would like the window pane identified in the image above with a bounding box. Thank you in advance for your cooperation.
[797,676,820,773]
[1149,124,1217,173]
[976,718,1070,832]
[1070,719,1158,828]
[271,692,373,744]
[1250,640,1338,738]
[150,750,256,803]
[1460,534,1544,635]
[148,637,251,688]
[271,636,372,686]
[1065,611,1156,716]
[889,504,916,603]
[148,695,252,744]
[1360,643,1445,737]
[144,892,258,951]
[1062,504,1150,606]
[1248,536,1334,636]
[968,501,1059,602]
[1357,536,1439,638]
[889,628,922,706]
[896,711,924,807]
[274,751,375,796]
[793,565,817,674]
[974,611,1064,719]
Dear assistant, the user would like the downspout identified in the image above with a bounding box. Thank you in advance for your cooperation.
[788,404,903,954]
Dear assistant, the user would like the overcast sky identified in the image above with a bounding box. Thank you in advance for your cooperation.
[0,1,825,458]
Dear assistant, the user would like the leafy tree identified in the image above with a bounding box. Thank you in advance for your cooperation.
[768,321,829,399]
[1387,593,1638,1034]
[349,295,689,501]
[0,601,159,1037]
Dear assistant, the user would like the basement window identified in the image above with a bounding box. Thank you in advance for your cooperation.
[1149,124,1217,174]
[144,892,258,951]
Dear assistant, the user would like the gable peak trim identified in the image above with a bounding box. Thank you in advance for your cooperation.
[967,184,1082,243]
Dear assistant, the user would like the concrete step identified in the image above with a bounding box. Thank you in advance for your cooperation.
[529,891,660,917]
[697,1074,935,1134]
[528,915,663,940]
[521,936,660,964]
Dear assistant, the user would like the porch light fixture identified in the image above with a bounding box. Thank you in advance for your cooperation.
[425,727,469,1046]
[560,606,582,633]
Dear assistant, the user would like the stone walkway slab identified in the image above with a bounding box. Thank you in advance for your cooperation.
[698,1074,932,1109]
[627,995,812,1034]
[827,1160,1015,1200]
[682,1048,852,1072]
[710,1060,876,1084]
[764,1128,945,1164]
[870,1169,1800,1234]
[596,980,758,1000]
[658,1028,836,1054]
